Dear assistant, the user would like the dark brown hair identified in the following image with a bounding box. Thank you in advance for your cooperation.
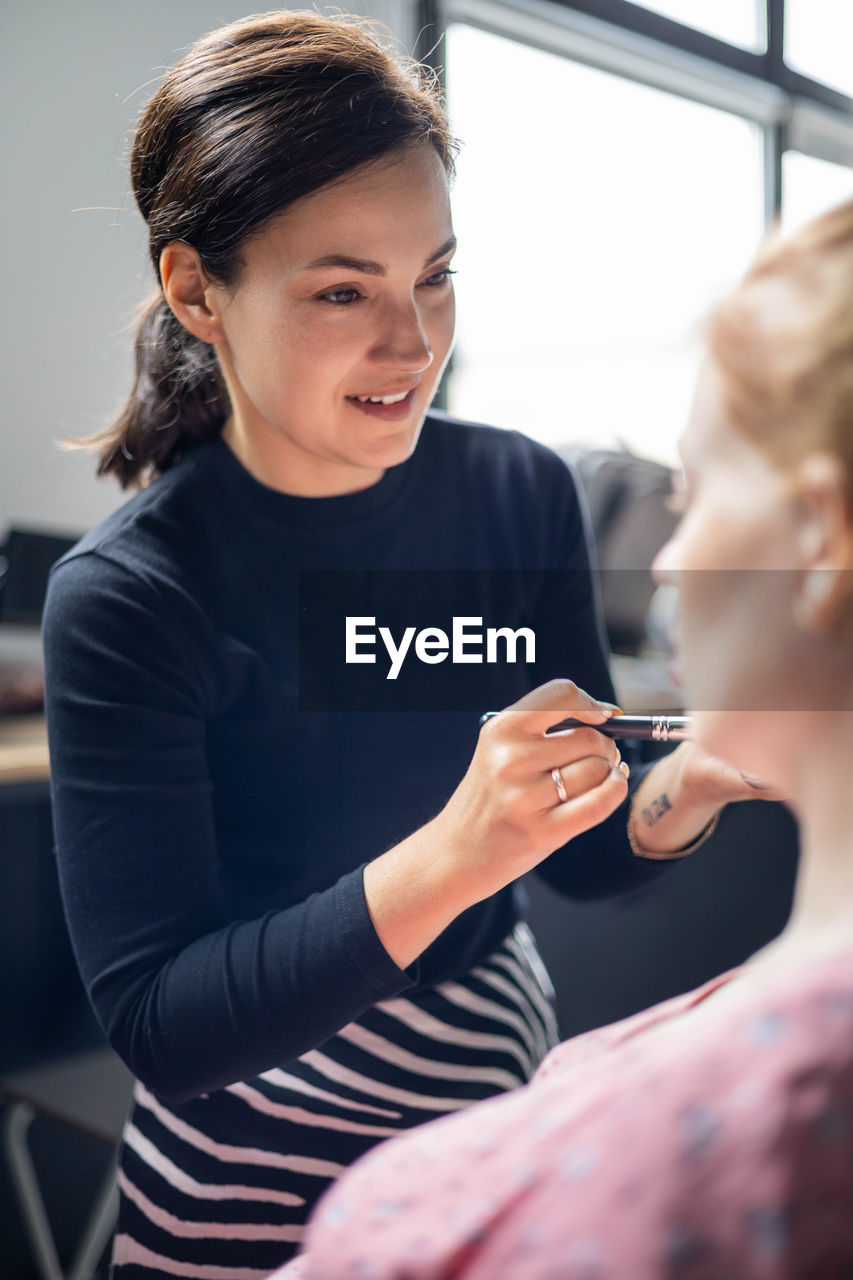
[92,10,456,487]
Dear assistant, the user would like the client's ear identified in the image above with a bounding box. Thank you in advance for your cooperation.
[794,453,853,566]
[792,452,853,631]
[159,241,226,345]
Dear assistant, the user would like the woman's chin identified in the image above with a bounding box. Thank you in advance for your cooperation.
[689,709,735,761]
[690,708,784,785]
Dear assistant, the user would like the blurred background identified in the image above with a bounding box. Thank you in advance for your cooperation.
[3,0,853,539]
[1,2,851,1276]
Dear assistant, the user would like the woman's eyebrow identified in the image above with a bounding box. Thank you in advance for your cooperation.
[302,236,457,276]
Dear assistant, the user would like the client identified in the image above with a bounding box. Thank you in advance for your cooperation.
[279,199,853,1278]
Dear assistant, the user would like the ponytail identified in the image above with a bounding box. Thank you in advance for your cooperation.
[94,294,228,489]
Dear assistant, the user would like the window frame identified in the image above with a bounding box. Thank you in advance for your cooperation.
[417,0,853,222]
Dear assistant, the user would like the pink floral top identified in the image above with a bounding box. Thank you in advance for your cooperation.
[277,949,853,1279]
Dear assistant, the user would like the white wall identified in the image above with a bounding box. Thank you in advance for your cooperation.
[0,0,417,538]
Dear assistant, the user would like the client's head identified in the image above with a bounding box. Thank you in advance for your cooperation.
[655,200,853,793]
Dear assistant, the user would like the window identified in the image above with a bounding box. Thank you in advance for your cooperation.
[428,0,853,462]
[785,0,853,99]
[624,0,764,52]
[783,151,853,231]
[445,24,764,462]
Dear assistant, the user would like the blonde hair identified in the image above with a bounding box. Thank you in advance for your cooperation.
[709,200,853,492]
[710,200,853,635]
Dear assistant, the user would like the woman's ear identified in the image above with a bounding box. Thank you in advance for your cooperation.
[791,452,853,631]
[794,453,853,568]
[159,242,226,344]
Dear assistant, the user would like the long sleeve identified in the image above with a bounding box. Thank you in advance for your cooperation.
[41,417,676,1105]
[43,553,415,1103]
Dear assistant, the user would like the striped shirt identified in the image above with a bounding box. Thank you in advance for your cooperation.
[112,924,559,1277]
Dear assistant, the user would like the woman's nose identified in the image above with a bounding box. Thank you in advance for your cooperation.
[372,300,433,371]
[651,533,679,586]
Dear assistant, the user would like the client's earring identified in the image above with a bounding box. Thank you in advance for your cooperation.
[794,568,836,630]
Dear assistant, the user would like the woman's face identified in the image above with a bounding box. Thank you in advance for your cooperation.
[653,360,816,781]
[208,143,456,496]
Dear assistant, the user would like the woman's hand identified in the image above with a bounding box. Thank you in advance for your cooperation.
[628,739,783,858]
[363,680,629,970]
[677,739,784,804]
[431,680,631,903]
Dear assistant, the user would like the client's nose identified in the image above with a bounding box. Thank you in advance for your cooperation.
[651,534,679,585]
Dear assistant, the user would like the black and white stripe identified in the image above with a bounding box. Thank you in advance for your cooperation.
[112,923,559,1278]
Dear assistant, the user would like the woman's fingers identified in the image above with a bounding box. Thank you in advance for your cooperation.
[437,678,630,903]
[537,726,622,775]
[480,689,623,785]
[492,678,620,738]
[544,759,630,838]
[482,721,622,781]
[542,754,624,810]
[677,740,786,806]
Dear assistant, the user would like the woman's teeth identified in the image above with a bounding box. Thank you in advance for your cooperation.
[353,391,410,405]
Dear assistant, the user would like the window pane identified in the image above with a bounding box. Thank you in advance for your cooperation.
[445,24,765,465]
[785,0,853,97]
[624,0,764,52]
[782,151,853,232]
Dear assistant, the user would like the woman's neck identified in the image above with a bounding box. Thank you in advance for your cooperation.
[751,710,853,969]
[221,415,385,498]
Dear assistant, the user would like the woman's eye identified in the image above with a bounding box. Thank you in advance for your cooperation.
[317,269,455,305]
[421,268,457,289]
[318,287,363,306]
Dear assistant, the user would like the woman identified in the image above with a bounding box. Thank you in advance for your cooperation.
[42,12,756,1276]
[283,200,853,1278]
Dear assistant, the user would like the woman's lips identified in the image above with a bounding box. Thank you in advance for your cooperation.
[346,389,416,421]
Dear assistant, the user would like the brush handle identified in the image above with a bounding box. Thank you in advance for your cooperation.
[547,714,692,742]
[478,712,693,742]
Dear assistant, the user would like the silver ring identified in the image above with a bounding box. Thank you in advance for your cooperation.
[551,767,569,805]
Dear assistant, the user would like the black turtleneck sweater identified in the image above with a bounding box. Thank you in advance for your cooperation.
[42,412,664,1104]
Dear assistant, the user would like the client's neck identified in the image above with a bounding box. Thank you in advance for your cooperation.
[774,709,853,960]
